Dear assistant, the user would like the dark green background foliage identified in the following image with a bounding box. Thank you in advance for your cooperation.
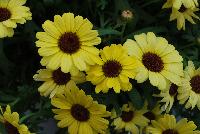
[0,0,200,133]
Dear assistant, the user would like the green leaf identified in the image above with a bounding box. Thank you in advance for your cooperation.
[139,81,158,108]
[98,28,121,36]
[128,88,143,109]
[0,91,16,102]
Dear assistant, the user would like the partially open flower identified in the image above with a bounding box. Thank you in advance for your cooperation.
[0,105,31,134]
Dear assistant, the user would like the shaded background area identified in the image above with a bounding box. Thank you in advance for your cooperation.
[0,0,200,133]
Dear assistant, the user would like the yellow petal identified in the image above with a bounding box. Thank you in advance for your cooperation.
[68,121,80,134]
[38,47,60,56]
[47,52,63,70]
[134,33,149,53]
[72,53,86,71]
[36,32,58,43]
[62,13,75,32]
[42,20,61,39]
[54,15,66,34]
[61,54,72,73]
[123,39,143,60]
[78,123,93,134]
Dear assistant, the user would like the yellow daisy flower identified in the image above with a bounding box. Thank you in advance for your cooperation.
[33,68,85,98]
[36,12,101,74]
[146,114,200,134]
[170,6,200,30]
[124,32,183,90]
[86,44,139,93]
[51,86,110,134]
[140,103,162,134]
[163,0,199,9]
[156,82,179,113]
[0,0,32,38]
[178,61,200,110]
[143,103,162,123]
[0,105,31,134]
[111,103,149,134]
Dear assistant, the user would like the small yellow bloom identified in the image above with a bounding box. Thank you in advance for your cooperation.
[163,0,199,9]
[36,13,101,74]
[124,32,183,90]
[170,6,200,30]
[140,102,163,134]
[178,61,200,110]
[33,68,85,98]
[143,103,162,123]
[156,82,179,113]
[86,44,140,93]
[51,86,110,134]
[0,105,31,134]
[0,0,32,38]
[111,103,149,134]
[147,114,200,134]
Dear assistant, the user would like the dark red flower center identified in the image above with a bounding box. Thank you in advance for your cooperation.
[143,111,156,121]
[102,60,122,77]
[58,32,81,54]
[178,5,187,13]
[52,68,71,85]
[169,83,178,96]
[121,111,134,122]
[142,52,164,72]
[4,122,19,134]
[0,8,11,22]
[162,129,179,134]
[190,75,200,94]
[71,104,90,122]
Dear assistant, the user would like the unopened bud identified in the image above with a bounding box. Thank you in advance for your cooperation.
[121,10,133,21]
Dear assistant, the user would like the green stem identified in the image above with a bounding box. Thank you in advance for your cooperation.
[180,43,195,50]
[121,23,127,41]
[19,112,38,123]
[10,98,20,106]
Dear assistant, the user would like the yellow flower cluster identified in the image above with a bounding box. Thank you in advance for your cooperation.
[163,0,200,30]
[146,114,200,134]
[109,102,200,134]
[1,0,200,133]
[34,12,112,134]
[155,61,200,113]
[32,11,200,133]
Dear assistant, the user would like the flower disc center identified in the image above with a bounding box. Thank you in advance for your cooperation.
[179,5,187,13]
[142,52,164,72]
[102,60,122,77]
[52,68,71,85]
[0,8,11,22]
[4,122,19,134]
[190,75,200,94]
[121,111,134,122]
[169,83,178,96]
[71,104,90,122]
[143,111,156,121]
[58,32,81,54]
[162,129,179,134]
